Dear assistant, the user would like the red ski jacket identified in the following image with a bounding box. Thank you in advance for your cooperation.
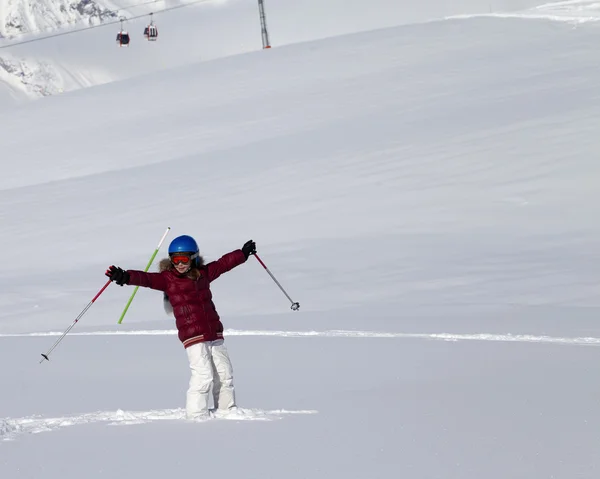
[127,250,246,348]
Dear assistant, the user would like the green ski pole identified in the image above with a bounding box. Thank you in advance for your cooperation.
[117,226,171,324]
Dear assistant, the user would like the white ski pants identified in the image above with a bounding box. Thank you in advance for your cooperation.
[185,339,236,419]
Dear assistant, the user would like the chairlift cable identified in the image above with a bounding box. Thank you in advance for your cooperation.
[0,0,212,50]
[0,0,161,40]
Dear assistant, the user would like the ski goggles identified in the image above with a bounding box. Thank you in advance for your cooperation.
[170,253,196,265]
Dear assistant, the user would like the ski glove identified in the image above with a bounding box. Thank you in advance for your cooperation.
[105,265,130,286]
[242,240,257,259]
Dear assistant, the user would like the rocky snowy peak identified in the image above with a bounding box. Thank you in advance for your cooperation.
[0,0,124,103]
[0,0,117,38]
[0,55,62,97]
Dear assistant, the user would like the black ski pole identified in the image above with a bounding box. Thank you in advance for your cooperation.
[39,279,112,364]
[253,253,300,311]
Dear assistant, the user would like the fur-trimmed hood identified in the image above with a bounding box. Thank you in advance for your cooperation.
[158,258,173,272]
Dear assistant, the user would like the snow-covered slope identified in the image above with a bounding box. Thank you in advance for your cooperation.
[1,3,600,478]
[1,12,600,331]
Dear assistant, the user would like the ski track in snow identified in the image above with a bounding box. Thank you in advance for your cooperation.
[0,408,319,442]
[2,329,600,346]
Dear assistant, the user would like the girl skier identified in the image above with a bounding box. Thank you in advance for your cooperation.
[105,235,256,419]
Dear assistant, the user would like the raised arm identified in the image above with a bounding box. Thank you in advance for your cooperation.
[206,250,247,283]
[106,265,168,291]
[127,270,169,291]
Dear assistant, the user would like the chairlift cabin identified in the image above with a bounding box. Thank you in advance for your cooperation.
[144,24,158,40]
[117,31,130,47]
[144,13,158,41]
[117,17,130,47]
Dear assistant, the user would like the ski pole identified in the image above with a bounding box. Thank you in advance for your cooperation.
[39,279,112,364]
[117,226,171,324]
[253,253,300,311]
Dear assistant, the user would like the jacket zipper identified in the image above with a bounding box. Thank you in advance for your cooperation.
[196,276,212,339]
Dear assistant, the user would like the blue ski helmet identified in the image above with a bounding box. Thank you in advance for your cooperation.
[168,235,200,266]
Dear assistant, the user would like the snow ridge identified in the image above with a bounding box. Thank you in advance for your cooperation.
[447,0,600,23]
[0,408,319,441]
[3,329,600,346]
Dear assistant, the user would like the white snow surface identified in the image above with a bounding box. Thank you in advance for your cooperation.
[2,0,600,477]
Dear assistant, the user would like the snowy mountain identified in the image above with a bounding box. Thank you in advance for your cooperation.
[0,0,107,101]
[2,0,600,478]
[0,0,118,38]
[0,0,587,105]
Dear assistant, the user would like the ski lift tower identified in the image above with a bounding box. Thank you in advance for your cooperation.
[257,0,271,49]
